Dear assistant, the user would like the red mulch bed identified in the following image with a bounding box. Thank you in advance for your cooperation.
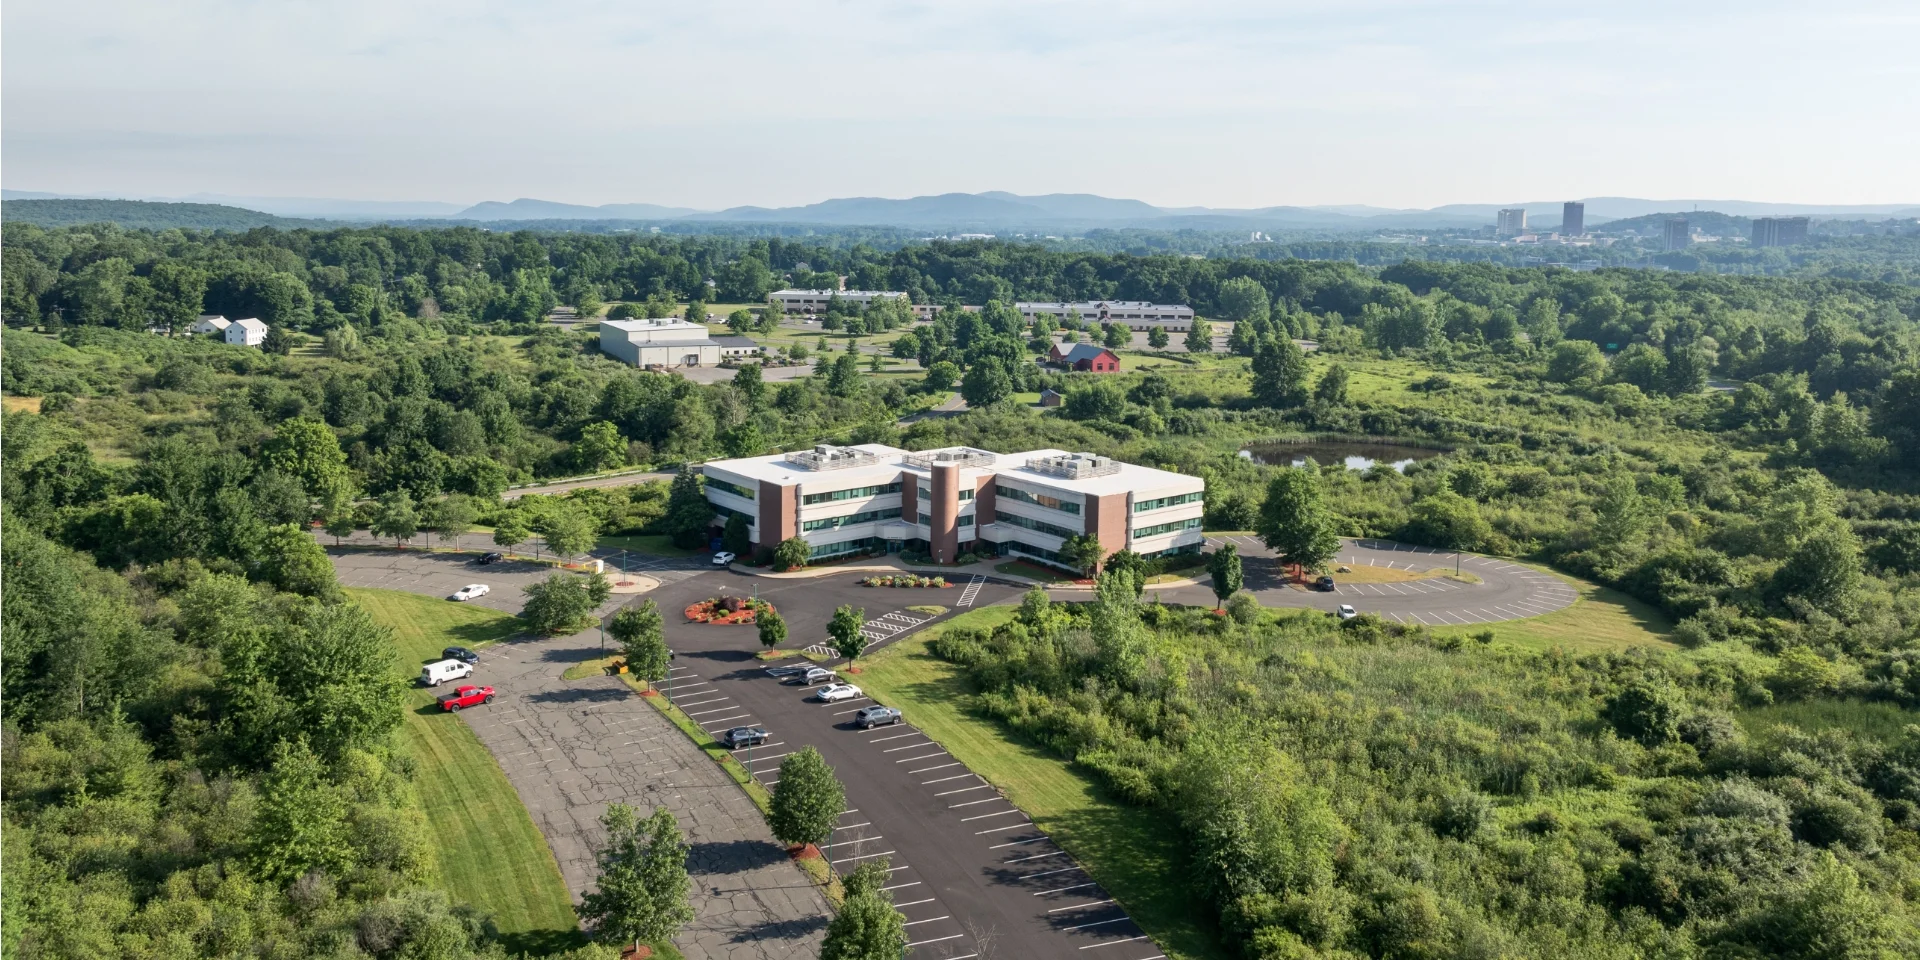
[788,843,822,861]
[683,598,775,625]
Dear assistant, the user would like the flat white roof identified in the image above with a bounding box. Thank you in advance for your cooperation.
[771,288,908,298]
[705,444,1198,497]
[601,317,706,333]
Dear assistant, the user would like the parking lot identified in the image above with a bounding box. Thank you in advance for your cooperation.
[650,571,1170,960]
[1156,536,1579,625]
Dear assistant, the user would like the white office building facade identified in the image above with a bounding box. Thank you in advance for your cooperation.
[768,289,911,314]
[1015,300,1194,330]
[598,317,723,368]
[701,444,1205,570]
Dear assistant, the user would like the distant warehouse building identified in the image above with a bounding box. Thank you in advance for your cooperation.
[1015,300,1194,330]
[768,289,911,314]
[598,316,721,368]
[701,444,1204,570]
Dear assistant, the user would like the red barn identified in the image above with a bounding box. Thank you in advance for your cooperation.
[1049,343,1121,372]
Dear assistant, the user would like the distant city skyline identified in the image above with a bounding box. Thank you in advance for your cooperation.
[5,1,1917,209]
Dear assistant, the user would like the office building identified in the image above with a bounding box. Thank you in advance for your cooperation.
[1664,218,1692,251]
[701,444,1205,570]
[1562,201,1585,237]
[1752,216,1810,248]
[598,316,722,368]
[1497,208,1528,237]
[768,289,911,314]
[1014,300,1194,330]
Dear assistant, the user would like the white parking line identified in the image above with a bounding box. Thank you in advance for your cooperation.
[830,849,896,864]
[700,713,753,725]
[990,836,1051,849]
[976,821,1034,834]
[910,762,962,775]
[896,752,949,764]
[960,809,1026,822]
[833,822,872,831]
[935,783,990,795]
[1064,917,1132,931]
[1079,935,1150,950]
[1050,899,1116,913]
[902,915,951,926]
[924,774,977,785]
[869,731,922,743]
[907,934,964,948]
[1004,849,1068,862]
[1034,882,1098,896]
[1024,866,1084,878]
[949,797,1004,808]
[895,898,937,908]
[881,881,922,892]
[883,742,934,752]
[683,705,738,716]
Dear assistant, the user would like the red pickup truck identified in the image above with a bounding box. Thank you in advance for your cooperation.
[438,685,495,712]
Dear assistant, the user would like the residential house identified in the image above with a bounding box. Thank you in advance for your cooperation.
[191,315,231,336]
[225,317,269,346]
[1049,343,1121,372]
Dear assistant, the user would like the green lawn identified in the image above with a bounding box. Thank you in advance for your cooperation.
[350,589,587,956]
[599,534,698,557]
[858,607,1229,960]
[1427,568,1676,654]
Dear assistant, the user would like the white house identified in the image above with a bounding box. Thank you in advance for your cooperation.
[192,315,231,335]
[598,316,722,368]
[225,317,269,347]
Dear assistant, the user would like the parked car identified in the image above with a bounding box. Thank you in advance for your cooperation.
[437,684,494,711]
[1313,575,1336,592]
[711,551,737,566]
[443,646,481,665]
[720,726,770,749]
[854,706,902,729]
[816,683,863,703]
[421,659,474,687]
[764,664,808,678]
[476,552,504,565]
[450,583,490,602]
[1337,604,1359,620]
[782,667,836,686]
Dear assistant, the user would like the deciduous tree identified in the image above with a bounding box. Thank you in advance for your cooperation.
[768,747,845,850]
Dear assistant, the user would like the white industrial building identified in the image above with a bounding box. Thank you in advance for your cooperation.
[598,317,722,368]
[768,289,911,314]
[1015,300,1194,330]
[224,317,268,346]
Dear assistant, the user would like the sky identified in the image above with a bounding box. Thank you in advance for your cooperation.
[4,0,1917,210]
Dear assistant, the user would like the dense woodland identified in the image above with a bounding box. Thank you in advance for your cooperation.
[7,222,1920,959]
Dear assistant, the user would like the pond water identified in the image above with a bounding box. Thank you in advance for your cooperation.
[1239,441,1443,473]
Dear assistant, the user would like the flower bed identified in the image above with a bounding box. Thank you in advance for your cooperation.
[684,596,773,624]
[859,574,951,588]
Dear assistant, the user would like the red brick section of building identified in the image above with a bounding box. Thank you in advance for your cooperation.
[927,464,961,563]
[1081,491,1131,572]
[973,475,996,531]
[756,479,798,560]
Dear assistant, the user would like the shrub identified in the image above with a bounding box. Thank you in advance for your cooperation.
[1433,790,1495,841]
[772,536,809,572]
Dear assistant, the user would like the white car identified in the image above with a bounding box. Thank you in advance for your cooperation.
[711,552,737,567]
[815,683,863,703]
[450,584,491,602]
[1336,604,1358,620]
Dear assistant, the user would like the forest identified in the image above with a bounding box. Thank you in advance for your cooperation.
[7,221,1920,959]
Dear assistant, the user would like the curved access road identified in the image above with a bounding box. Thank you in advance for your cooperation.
[1154,537,1580,627]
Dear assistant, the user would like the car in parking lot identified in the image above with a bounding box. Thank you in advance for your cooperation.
[476,552,504,565]
[782,667,836,686]
[711,551,736,566]
[442,646,480,665]
[1337,604,1359,620]
[854,706,902,729]
[764,663,808,678]
[437,685,494,711]
[815,683,862,703]
[720,726,770,749]
[1313,575,1336,592]
[450,583,490,602]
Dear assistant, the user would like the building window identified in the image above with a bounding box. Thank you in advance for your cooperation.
[802,481,902,505]
[958,515,974,527]
[918,487,973,500]
[994,511,1080,540]
[1135,491,1203,513]
[995,485,1080,515]
[808,537,878,559]
[1134,517,1203,539]
[1141,542,1203,560]
[711,503,752,523]
[919,512,934,526]
[801,507,902,532]
[707,478,756,501]
[1004,539,1069,565]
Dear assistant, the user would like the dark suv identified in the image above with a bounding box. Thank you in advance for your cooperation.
[721,726,770,749]
[476,552,504,565]
[443,646,481,664]
[854,706,903,729]
[1313,575,1336,592]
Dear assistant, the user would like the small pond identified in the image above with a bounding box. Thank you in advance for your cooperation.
[1238,441,1443,473]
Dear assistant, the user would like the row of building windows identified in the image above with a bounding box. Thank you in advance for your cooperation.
[994,511,1080,540]
[808,536,879,559]
[801,482,902,505]
[1141,542,1204,560]
[1004,539,1069,565]
[917,487,975,501]
[1133,517,1203,539]
[712,503,751,523]
[707,478,756,501]
[994,485,1080,515]
[915,512,978,527]
[802,507,902,532]
[1135,491,1202,513]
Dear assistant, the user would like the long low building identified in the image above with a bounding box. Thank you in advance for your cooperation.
[768,289,910,313]
[598,317,722,368]
[701,444,1204,570]
[1015,300,1194,330]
